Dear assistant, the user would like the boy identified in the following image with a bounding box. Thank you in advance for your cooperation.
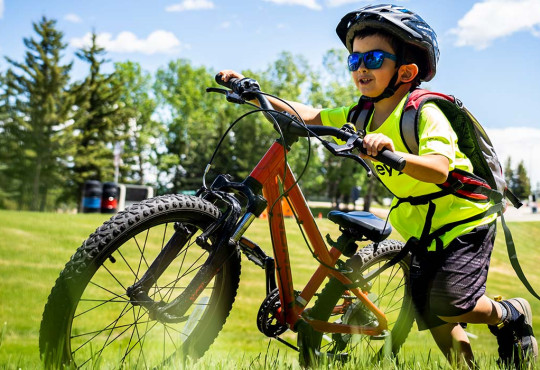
[220,4,537,367]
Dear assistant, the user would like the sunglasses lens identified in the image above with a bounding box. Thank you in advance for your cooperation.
[348,51,389,71]
[364,51,384,69]
[348,53,361,71]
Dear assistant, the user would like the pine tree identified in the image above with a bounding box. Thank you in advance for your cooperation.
[513,160,531,200]
[0,72,14,208]
[70,33,121,206]
[4,17,73,211]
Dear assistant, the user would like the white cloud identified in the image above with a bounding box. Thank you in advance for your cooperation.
[450,0,540,49]
[264,0,322,11]
[325,0,365,7]
[220,21,231,29]
[64,13,82,23]
[487,127,540,186]
[70,30,182,55]
[166,0,215,12]
[0,0,4,18]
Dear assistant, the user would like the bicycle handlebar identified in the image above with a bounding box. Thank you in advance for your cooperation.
[214,73,406,172]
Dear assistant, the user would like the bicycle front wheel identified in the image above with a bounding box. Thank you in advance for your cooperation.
[298,239,414,366]
[39,195,241,368]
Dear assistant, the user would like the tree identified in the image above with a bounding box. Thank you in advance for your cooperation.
[113,61,162,185]
[504,157,531,200]
[0,72,15,208]
[513,160,531,200]
[70,33,121,206]
[3,17,73,211]
[154,60,239,193]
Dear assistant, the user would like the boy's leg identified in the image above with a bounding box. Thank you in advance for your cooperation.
[440,296,538,367]
[412,222,537,366]
[438,295,500,325]
[429,322,474,368]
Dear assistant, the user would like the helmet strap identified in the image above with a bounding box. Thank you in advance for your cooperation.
[361,69,404,103]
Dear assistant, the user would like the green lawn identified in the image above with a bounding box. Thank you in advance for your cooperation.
[0,209,539,368]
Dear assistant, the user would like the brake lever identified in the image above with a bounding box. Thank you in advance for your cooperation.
[337,152,373,176]
[205,87,245,105]
[321,139,372,176]
[206,87,227,95]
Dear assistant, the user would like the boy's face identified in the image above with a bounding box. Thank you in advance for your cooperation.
[351,35,397,98]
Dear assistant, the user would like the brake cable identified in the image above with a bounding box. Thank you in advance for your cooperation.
[205,88,353,273]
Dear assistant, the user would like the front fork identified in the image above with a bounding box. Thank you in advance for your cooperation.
[126,193,244,323]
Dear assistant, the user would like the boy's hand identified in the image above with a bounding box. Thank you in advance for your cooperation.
[361,133,395,160]
[218,70,245,82]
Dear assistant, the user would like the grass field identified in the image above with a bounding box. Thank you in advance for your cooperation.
[0,208,539,368]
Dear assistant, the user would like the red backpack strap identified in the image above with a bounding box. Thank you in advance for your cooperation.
[401,89,456,154]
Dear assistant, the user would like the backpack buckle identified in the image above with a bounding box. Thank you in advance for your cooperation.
[449,179,464,191]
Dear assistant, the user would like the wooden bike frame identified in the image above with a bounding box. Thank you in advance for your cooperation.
[248,141,388,335]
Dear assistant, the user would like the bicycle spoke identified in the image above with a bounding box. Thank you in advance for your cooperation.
[161,223,169,250]
[87,304,151,367]
[87,280,129,302]
[79,298,130,303]
[115,320,161,367]
[102,263,128,292]
[135,305,150,368]
[164,236,194,302]
[133,231,151,282]
[71,319,155,339]
[73,301,135,365]
[119,310,140,367]
[116,248,140,282]
[74,294,129,319]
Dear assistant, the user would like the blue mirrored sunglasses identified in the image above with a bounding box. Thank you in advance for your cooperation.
[347,50,397,71]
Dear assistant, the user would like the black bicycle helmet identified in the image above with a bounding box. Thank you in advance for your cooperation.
[336,4,439,82]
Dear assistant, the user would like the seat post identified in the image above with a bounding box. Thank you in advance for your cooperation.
[326,231,358,257]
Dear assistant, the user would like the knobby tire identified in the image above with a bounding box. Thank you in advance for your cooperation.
[39,194,241,368]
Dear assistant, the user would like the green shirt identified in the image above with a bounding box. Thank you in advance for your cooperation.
[320,95,496,250]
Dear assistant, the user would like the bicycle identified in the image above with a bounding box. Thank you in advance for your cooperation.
[39,75,414,368]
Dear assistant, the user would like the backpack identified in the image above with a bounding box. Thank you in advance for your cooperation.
[348,89,539,300]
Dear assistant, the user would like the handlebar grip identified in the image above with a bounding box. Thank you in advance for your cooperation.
[215,73,239,90]
[371,148,406,172]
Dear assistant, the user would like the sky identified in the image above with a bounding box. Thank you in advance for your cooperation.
[1,0,540,187]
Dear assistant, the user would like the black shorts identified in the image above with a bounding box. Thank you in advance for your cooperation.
[410,222,496,331]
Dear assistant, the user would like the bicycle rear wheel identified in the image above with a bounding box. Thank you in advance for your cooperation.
[40,195,241,368]
[298,239,413,366]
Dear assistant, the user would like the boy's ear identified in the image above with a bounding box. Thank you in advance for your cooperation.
[399,63,419,83]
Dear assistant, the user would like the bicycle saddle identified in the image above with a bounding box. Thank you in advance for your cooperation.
[327,211,392,243]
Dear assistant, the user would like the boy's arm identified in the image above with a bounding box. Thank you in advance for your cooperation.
[361,133,449,184]
[362,103,457,184]
[399,152,449,184]
[218,70,323,125]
